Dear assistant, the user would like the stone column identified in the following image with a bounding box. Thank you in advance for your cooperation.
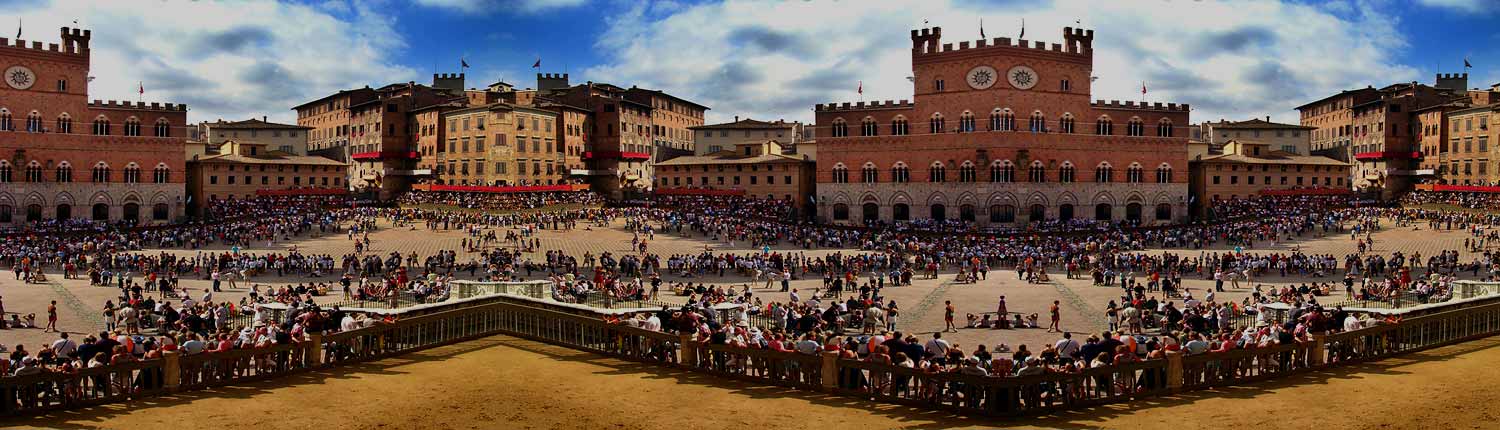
[679,334,696,367]
[163,350,181,390]
[1310,334,1327,366]
[820,351,839,391]
[1165,350,1183,391]
[309,333,325,366]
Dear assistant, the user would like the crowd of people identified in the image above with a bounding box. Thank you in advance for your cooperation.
[398,190,603,211]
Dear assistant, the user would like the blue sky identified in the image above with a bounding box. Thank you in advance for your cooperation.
[8,0,1498,125]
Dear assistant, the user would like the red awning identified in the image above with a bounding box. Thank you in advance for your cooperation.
[1417,184,1500,193]
[416,184,591,194]
[1257,187,1354,196]
[255,188,348,196]
[1353,151,1421,161]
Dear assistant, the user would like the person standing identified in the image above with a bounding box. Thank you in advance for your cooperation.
[45,301,58,333]
[1048,300,1061,333]
[944,301,957,332]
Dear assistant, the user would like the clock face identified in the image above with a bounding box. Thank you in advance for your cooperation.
[4,66,35,90]
[1007,65,1038,90]
[966,66,998,90]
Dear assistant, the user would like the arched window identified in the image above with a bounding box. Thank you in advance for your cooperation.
[1028,161,1046,182]
[1095,162,1113,183]
[1095,203,1113,221]
[1059,161,1076,183]
[1126,162,1143,183]
[154,163,171,183]
[996,109,1016,131]
[959,204,976,222]
[1156,203,1173,220]
[891,162,910,183]
[831,163,849,183]
[25,111,42,132]
[830,118,848,137]
[1126,203,1143,223]
[123,162,141,183]
[1157,119,1173,137]
[124,117,142,136]
[155,118,171,137]
[56,113,72,134]
[1126,117,1145,136]
[958,161,976,182]
[0,108,12,131]
[1030,204,1046,222]
[958,111,976,133]
[25,161,42,182]
[893,203,910,221]
[929,161,946,183]
[92,203,110,221]
[860,117,878,136]
[861,162,878,183]
[862,202,879,222]
[1029,111,1045,132]
[890,116,909,135]
[92,116,111,135]
[124,203,140,223]
[990,160,1014,182]
[0,161,9,183]
[989,204,1016,223]
[1059,113,1075,134]
[1156,163,1173,183]
[930,204,947,221]
[92,162,110,183]
[55,161,72,183]
[1096,116,1113,135]
[928,113,945,134]
[153,203,170,220]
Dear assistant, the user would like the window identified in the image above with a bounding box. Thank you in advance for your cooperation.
[861,118,878,136]
[25,162,41,182]
[0,109,11,131]
[891,117,909,135]
[55,113,72,133]
[934,79,945,91]
[990,160,1014,183]
[91,163,110,183]
[1029,161,1046,182]
[155,119,170,137]
[1059,114,1075,134]
[1126,118,1144,136]
[124,118,141,136]
[25,111,41,132]
[1029,111,1045,132]
[0,161,9,183]
[1060,79,1071,91]
[831,163,849,183]
[1058,162,1075,183]
[1126,163,1143,183]
[958,161,976,182]
[1156,163,1173,183]
[929,161,946,182]
[57,79,67,92]
[959,112,976,133]
[1095,163,1113,183]
[830,119,848,137]
[861,163,878,183]
[1096,116,1113,135]
[929,113,945,134]
[891,162,910,183]
[1157,119,1173,137]
[123,163,140,183]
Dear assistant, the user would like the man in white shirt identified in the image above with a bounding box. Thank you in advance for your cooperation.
[341,314,359,332]
[924,332,951,362]
[1344,314,1363,332]
[51,333,77,359]
[1054,332,1080,360]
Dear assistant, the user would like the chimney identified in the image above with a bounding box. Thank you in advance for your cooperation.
[263,115,268,122]
[734,115,739,122]
[1265,115,1270,122]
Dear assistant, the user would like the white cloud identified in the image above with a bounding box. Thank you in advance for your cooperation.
[1416,0,1486,13]
[413,0,586,14]
[11,0,415,124]
[583,0,1420,125]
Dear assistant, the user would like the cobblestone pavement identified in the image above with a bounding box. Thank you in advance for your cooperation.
[0,214,1491,357]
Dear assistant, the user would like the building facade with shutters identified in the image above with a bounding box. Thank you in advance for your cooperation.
[814,26,1189,226]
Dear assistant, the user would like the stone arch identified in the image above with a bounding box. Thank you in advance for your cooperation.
[859,192,880,204]
[889,191,913,206]
[1025,191,1049,207]
[1056,191,1080,206]
[0,192,14,207]
[23,192,45,207]
[1153,191,1174,204]
[54,191,75,206]
[121,191,143,204]
[1091,191,1116,206]
[88,191,113,206]
[926,191,947,206]
[830,191,851,205]
[987,192,1019,207]
[149,191,171,205]
[1123,192,1146,204]
[955,191,978,207]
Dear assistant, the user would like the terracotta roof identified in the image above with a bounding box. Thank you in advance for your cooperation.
[655,153,807,166]
[690,118,796,130]
[1208,118,1314,130]
[207,118,311,130]
[1198,153,1349,166]
[197,153,346,166]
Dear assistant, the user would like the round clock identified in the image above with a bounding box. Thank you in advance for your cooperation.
[1006,65,1038,90]
[4,65,35,90]
[966,65,998,90]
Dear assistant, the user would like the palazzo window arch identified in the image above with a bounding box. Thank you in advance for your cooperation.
[928,113,945,134]
[890,116,909,135]
[860,117,878,136]
[891,162,910,183]
[56,113,72,134]
[25,161,42,182]
[0,160,11,183]
[1156,163,1173,183]
[1157,118,1174,137]
[1096,115,1113,135]
[1028,111,1045,132]
[830,118,848,137]
[831,162,849,183]
[861,162,878,183]
[92,115,111,135]
[958,111,976,133]
[55,161,73,183]
[123,162,141,183]
[1059,113,1075,134]
[1028,160,1046,182]
[1095,162,1114,183]
[0,108,12,131]
[155,118,171,137]
[958,160,976,182]
[1126,162,1144,183]
[25,111,42,132]
[990,160,1014,182]
[1126,117,1145,137]
[929,161,947,183]
[1059,161,1076,183]
[92,161,111,183]
[123,117,142,137]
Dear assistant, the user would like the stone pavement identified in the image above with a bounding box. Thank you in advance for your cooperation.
[0,213,1489,359]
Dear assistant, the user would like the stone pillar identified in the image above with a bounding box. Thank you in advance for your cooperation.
[163,350,181,390]
[1165,350,1183,391]
[309,333,325,366]
[1310,334,1327,366]
[679,334,696,367]
[820,351,839,391]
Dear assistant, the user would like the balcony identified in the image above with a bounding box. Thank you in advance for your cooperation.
[351,151,420,161]
[582,151,651,161]
[1353,151,1420,161]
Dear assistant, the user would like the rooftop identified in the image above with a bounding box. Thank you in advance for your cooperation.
[655,152,807,166]
[690,118,797,130]
[1198,152,1349,166]
[206,118,310,130]
[197,152,345,166]
[1208,118,1314,130]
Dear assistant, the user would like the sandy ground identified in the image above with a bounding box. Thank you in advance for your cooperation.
[3,333,1496,430]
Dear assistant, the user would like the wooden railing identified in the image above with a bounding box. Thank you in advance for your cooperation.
[6,294,1500,418]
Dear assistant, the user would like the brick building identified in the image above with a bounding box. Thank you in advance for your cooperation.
[1188,119,1350,208]
[1441,103,1500,185]
[689,117,805,155]
[814,26,1190,225]
[653,140,815,210]
[294,87,375,160]
[0,27,188,225]
[550,81,658,197]
[196,117,311,155]
[185,140,346,212]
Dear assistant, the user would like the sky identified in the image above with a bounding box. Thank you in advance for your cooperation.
[6,0,1497,126]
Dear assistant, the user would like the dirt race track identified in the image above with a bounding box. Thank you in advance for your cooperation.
[4,335,1498,430]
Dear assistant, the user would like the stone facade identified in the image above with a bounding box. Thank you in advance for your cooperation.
[813,26,1190,226]
[0,27,188,225]
[654,140,815,210]
[1443,104,1500,185]
[185,141,347,211]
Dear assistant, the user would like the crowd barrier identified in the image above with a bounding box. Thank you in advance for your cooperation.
[5,285,1500,418]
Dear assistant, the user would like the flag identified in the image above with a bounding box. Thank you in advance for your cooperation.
[1141,81,1147,96]
[857,80,863,95]
[15,18,19,39]
[461,58,470,69]
[980,19,985,39]
[532,58,541,69]
[1019,18,1025,39]
[139,82,144,95]
[1465,58,1472,69]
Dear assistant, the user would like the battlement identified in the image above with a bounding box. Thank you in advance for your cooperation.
[814,99,915,112]
[1090,100,1190,112]
[538,73,569,79]
[89,100,188,112]
[434,73,465,79]
[0,26,91,57]
[1438,73,1468,79]
[911,25,1093,58]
